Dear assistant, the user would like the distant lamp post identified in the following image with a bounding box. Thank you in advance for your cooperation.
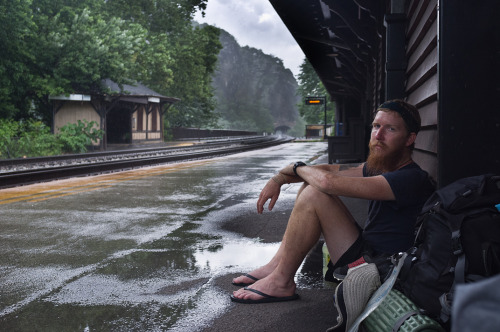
[305,96,327,139]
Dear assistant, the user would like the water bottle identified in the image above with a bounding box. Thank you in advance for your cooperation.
[322,242,330,278]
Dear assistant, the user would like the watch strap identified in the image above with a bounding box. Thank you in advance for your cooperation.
[293,161,307,176]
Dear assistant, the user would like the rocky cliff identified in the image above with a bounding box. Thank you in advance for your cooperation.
[212,29,300,133]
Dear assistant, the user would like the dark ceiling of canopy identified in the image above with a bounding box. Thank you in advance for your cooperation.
[270,0,385,101]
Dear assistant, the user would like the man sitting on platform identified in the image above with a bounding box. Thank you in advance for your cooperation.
[230,100,434,330]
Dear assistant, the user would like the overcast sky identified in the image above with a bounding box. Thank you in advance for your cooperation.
[193,0,305,78]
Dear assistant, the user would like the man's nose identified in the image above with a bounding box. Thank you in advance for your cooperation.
[375,129,384,140]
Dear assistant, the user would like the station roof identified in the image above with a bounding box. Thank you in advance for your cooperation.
[50,79,181,105]
[101,79,181,104]
[269,0,384,101]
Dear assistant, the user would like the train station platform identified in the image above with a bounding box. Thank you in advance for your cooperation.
[0,141,370,331]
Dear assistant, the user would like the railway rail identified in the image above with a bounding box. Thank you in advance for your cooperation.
[0,135,293,189]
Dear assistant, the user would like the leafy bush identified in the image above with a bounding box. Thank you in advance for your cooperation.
[18,121,62,157]
[0,119,60,158]
[57,120,103,154]
[0,119,21,159]
[0,119,103,159]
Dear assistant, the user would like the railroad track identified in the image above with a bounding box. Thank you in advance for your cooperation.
[0,135,293,189]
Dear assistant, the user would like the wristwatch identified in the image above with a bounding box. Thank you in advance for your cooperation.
[293,161,307,176]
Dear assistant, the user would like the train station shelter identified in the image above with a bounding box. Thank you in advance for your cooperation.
[270,0,500,187]
[305,124,333,139]
[50,79,180,150]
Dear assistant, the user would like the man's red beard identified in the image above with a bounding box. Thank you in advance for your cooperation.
[365,141,406,175]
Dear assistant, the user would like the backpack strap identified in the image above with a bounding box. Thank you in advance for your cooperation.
[439,292,453,323]
[452,229,466,284]
[392,310,419,332]
[398,247,416,282]
[482,242,500,276]
[443,225,466,323]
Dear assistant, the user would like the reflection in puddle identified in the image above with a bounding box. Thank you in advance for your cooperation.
[193,239,324,290]
[194,240,279,272]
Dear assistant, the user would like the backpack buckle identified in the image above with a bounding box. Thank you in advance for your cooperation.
[452,230,463,255]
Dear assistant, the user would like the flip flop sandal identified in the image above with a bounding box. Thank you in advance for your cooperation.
[230,287,300,304]
[231,273,259,287]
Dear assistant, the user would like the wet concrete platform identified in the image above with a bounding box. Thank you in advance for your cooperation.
[0,141,368,331]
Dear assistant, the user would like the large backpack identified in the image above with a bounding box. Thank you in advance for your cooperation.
[398,174,500,324]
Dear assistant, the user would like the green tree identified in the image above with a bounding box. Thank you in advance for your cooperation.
[30,4,148,122]
[102,1,222,129]
[297,59,335,126]
[0,0,222,140]
[165,24,222,128]
[132,33,175,94]
[0,0,37,119]
[103,0,207,34]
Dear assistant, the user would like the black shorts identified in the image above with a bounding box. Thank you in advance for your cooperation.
[329,226,370,271]
[325,224,394,281]
[324,230,371,282]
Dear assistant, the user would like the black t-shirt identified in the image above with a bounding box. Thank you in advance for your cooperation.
[362,162,434,254]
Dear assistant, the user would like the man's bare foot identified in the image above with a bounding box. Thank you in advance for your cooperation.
[232,273,259,286]
[231,264,276,286]
[231,274,297,302]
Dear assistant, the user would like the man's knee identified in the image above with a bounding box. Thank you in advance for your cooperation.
[297,184,340,206]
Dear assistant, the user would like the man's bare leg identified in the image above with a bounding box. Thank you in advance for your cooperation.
[232,184,360,300]
[231,182,313,285]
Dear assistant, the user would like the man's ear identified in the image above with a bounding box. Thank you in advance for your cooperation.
[406,132,417,147]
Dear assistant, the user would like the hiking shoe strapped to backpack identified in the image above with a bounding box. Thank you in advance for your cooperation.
[328,262,381,332]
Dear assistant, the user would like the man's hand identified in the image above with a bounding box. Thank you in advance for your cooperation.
[257,178,282,214]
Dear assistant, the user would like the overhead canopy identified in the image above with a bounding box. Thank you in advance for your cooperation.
[269,0,384,101]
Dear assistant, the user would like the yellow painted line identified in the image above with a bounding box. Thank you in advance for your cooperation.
[0,183,110,204]
[0,159,215,205]
[27,184,115,203]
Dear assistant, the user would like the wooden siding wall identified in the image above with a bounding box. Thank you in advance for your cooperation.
[405,0,438,181]
[54,101,101,146]
[54,101,100,133]
[151,107,158,131]
[136,108,144,131]
[132,107,161,132]
[131,105,162,141]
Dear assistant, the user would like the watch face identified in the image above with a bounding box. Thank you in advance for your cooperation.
[293,162,306,175]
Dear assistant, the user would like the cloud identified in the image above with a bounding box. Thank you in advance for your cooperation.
[258,13,273,24]
[194,0,304,77]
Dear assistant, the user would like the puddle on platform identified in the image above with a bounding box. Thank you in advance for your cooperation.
[194,238,325,290]
[193,240,279,272]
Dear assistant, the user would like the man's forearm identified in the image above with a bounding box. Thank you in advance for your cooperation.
[273,162,363,187]
[274,171,302,185]
[281,163,362,177]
